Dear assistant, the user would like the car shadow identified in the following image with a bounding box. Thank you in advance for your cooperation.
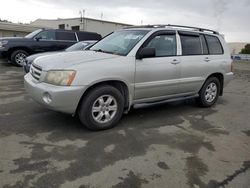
[37,98,213,138]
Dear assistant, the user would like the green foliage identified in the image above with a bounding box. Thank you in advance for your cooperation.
[240,44,250,54]
[0,18,12,23]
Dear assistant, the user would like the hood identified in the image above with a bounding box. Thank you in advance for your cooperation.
[0,37,30,42]
[33,50,120,71]
[26,51,62,63]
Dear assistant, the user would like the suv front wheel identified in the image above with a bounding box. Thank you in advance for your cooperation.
[78,85,125,131]
[196,77,220,107]
[11,50,29,67]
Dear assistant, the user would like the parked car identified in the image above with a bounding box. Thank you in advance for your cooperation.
[24,25,234,131]
[23,40,97,73]
[0,29,102,66]
[233,56,241,60]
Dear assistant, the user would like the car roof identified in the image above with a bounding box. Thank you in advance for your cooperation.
[42,28,100,35]
[78,40,97,43]
[123,24,220,36]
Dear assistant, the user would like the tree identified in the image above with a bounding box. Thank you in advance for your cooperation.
[0,18,12,23]
[240,44,250,54]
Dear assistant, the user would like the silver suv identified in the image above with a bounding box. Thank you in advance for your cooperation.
[24,25,234,130]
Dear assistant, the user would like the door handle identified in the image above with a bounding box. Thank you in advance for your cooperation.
[204,57,211,62]
[171,59,180,65]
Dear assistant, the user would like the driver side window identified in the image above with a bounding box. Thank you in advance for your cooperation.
[146,34,177,57]
[36,31,56,41]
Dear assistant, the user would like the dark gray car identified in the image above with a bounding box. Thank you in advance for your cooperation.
[0,29,102,66]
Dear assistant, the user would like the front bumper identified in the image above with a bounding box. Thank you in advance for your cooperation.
[24,73,86,114]
[0,50,4,58]
[224,72,234,86]
[0,48,8,58]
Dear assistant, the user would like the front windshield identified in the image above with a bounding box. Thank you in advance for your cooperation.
[65,42,90,52]
[25,29,43,38]
[90,30,149,56]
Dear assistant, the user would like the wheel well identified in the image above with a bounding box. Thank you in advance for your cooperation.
[76,80,130,114]
[8,47,31,57]
[206,73,224,96]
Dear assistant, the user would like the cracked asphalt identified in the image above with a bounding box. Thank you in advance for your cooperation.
[0,59,250,188]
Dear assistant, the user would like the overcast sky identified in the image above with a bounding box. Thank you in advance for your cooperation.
[1,0,250,42]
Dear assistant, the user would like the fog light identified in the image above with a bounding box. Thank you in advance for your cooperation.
[42,92,52,104]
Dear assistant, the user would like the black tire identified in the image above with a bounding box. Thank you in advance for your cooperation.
[78,85,125,131]
[10,50,29,67]
[196,77,220,107]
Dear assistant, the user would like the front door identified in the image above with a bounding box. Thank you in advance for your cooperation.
[135,31,180,101]
[32,30,59,52]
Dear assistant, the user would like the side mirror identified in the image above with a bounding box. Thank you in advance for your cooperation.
[138,47,156,59]
[34,37,41,41]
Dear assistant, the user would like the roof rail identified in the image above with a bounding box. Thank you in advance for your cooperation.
[125,24,219,34]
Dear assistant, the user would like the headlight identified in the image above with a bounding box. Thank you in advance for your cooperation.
[44,70,76,86]
[0,40,8,47]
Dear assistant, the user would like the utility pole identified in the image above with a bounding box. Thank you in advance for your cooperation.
[82,9,85,31]
[79,10,85,31]
[79,11,83,31]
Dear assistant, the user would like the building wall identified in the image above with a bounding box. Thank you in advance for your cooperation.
[84,19,128,36]
[0,30,28,37]
[31,19,80,30]
[0,22,42,38]
[31,18,131,37]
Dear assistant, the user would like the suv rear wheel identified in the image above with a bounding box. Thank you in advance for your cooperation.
[11,50,29,67]
[196,77,220,107]
[78,85,125,131]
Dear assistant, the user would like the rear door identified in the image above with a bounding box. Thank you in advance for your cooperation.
[178,31,209,94]
[135,31,181,100]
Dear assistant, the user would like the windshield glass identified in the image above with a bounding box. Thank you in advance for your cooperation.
[90,30,149,56]
[65,42,91,52]
[25,29,43,38]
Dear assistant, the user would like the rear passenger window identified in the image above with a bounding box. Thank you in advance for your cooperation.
[180,34,202,55]
[205,35,223,55]
[146,34,177,57]
[56,32,76,41]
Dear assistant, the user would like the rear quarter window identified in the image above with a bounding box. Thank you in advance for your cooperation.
[56,32,76,41]
[77,32,102,41]
[205,35,224,55]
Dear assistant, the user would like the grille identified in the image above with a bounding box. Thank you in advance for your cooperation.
[30,64,42,81]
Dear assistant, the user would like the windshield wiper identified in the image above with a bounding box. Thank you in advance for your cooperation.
[92,49,115,55]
